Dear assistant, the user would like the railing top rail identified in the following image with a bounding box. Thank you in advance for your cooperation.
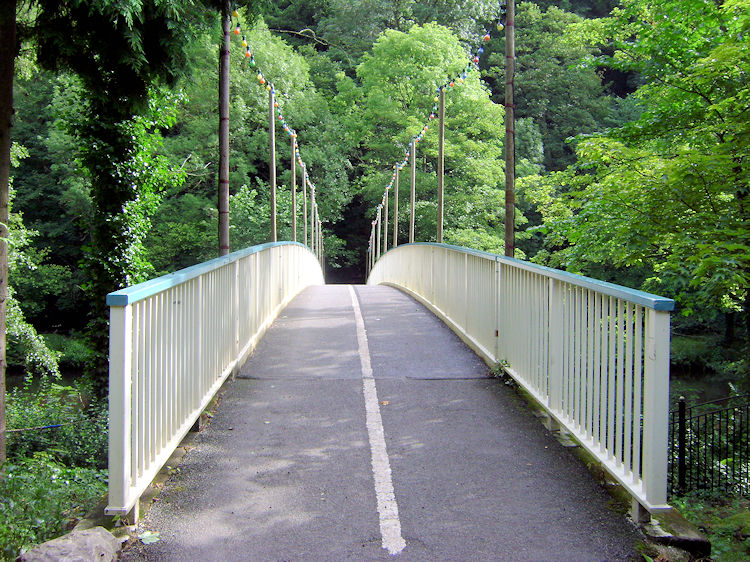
[673,393,750,416]
[107,241,308,306]
[388,242,675,311]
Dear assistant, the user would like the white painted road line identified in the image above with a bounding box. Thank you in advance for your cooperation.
[348,285,407,556]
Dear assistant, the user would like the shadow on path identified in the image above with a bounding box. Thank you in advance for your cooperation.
[124,285,641,561]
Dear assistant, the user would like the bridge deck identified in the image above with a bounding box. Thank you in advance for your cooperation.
[125,285,641,560]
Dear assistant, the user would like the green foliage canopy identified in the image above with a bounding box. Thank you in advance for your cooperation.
[524,0,749,355]
[352,23,507,251]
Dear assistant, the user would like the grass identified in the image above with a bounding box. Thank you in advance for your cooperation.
[672,494,750,561]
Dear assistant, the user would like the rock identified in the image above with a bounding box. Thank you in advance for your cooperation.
[645,510,712,559]
[18,527,120,562]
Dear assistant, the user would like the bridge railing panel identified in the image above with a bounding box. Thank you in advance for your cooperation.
[368,242,673,514]
[106,242,323,516]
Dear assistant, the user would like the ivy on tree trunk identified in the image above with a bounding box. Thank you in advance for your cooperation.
[0,0,17,464]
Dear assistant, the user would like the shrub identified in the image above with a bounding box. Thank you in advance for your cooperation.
[41,333,95,370]
[0,453,107,560]
[6,376,107,469]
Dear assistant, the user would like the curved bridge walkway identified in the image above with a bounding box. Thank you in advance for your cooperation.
[125,285,641,560]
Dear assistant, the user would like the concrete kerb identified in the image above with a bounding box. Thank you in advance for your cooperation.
[383,281,709,558]
[67,373,233,555]
[491,369,711,560]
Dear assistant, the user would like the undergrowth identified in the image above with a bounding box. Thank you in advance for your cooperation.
[0,375,108,559]
[672,493,750,561]
[0,453,107,560]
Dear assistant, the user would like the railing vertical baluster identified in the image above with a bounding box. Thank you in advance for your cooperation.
[168,288,175,439]
[137,302,146,478]
[568,285,576,422]
[633,305,643,482]
[542,276,548,394]
[616,299,625,465]
[495,259,502,361]
[146,298,154,466]
[586,290,596,439]
[233,260,240,364]
[593,293,602,446]
[625,303,634,475]
[549,279,563,413]
[599,295,608,453]
[196,276,202,413]
[576,288,587,434]
[725,408,730,493]
[156,292,164,452]
[712,410,717,491]
[607,296,616,459]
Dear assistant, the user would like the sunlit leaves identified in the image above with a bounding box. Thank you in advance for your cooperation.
[524,0,749,351]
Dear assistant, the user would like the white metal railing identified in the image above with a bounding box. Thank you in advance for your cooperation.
[368,243,674,514]
[105,242,324,515]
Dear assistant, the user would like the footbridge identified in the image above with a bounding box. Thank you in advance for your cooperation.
[106,240,674,559]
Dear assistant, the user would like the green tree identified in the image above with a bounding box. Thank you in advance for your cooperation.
[151,18,354,272]
[352,23,507,252]
[11,72,92,332]
[484,2,614,171]
[525,0,749,385]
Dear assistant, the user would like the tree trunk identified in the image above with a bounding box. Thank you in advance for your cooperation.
[218,0,231,256]
[0,0,17,465]
[724,311,735,345]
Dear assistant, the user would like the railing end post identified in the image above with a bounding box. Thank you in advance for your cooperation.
[108,303,133,517]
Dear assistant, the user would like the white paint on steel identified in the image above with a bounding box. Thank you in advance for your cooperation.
[348,285,407,556]
[368,243,673,513]
[106,243,324,515]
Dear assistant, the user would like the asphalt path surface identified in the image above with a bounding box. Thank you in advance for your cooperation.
[124,284,641,561]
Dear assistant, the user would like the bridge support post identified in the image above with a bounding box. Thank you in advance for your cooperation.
[393,168,399,248]
[269,87,277,242]
[310,188,316,256]
[548,279,564,414]
[233,260,240,361]
[376,206,382,261]
[631,500,650,525]
[217,0,231,256]
[409,140,416,243]
[383,188,389,256]
[107,304,133,516]
[302,164,308,246]
[123,499,140,526]
[291,136,297,242]
[504,0,516,258]
[437,86,445,243]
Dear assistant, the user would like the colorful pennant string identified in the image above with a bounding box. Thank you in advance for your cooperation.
[368,24,499,253]
[231,9,324,235]
[230,5,501,255]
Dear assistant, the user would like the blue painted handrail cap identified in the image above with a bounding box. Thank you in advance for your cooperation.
[107,241,309,306]
[384,243,675,311]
